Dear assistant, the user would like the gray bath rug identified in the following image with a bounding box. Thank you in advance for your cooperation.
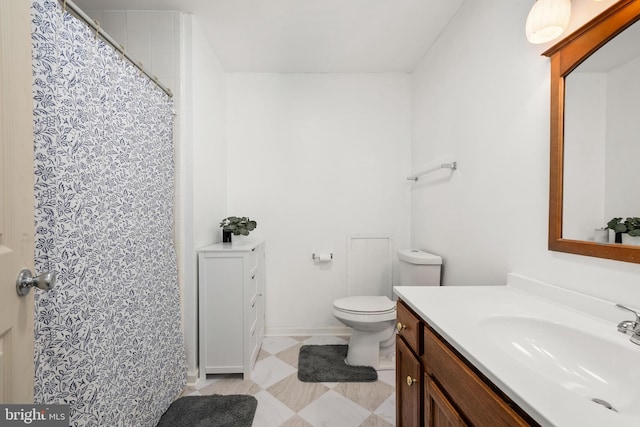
[156,394,258,427]
[298,344,378,382]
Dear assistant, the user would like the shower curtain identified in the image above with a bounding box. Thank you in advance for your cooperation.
[31,1,186,426]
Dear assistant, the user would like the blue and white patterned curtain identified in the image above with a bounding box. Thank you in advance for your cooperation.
[31,1,186,426]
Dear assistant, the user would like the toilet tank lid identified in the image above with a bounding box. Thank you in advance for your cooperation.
[398,249,442,265]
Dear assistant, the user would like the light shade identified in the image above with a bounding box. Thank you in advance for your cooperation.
[526,0,572,44]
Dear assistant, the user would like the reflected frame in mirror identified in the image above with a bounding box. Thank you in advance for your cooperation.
[544,0,640,264]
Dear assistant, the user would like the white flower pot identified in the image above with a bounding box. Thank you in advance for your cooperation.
[593,228,609,243]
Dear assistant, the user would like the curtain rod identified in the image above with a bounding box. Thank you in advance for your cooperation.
[57,0,173,98]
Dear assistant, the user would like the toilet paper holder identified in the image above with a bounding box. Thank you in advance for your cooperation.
[312,253,333,261]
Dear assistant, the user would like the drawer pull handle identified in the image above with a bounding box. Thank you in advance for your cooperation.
[406,376,418,386]
[396,322,406,333]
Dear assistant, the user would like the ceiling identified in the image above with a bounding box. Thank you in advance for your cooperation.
[73,0,464,73]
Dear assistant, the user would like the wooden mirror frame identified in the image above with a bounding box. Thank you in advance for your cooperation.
[544,0,640,264]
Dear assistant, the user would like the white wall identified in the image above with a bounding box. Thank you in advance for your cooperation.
[563,73,607,241]
[182,15,228,381]
[605,56,640,218]
[226,74,412,334]
[411,0,517,285]
[411,0,640,305]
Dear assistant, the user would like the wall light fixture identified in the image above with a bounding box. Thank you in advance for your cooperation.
[526,0,572,44]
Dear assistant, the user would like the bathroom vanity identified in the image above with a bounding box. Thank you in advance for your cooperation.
[396,300,533,427]
[198,241,265,380]
[394,274,640,427]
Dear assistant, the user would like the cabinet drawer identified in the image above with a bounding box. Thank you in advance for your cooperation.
[397,300,421,353]
[422,326,531,427]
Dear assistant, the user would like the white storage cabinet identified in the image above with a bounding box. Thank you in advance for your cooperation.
[198,241,265,380]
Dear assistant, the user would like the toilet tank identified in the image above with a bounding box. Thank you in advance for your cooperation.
[397,249,442,286]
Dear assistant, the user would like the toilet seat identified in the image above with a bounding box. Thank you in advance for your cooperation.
[333,296,396,315]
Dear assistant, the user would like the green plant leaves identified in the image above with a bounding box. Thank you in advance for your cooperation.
[606,217,640,235]
[219,216,258,236]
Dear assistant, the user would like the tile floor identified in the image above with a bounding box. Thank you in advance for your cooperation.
[184,335,396,427]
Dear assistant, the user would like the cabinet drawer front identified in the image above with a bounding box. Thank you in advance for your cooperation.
[423,327,531,427]
[397,300,421,353]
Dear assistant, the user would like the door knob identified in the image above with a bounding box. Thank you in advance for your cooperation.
[16,269,57,296]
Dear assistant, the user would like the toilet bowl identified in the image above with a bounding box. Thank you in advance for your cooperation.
[332,249,442,370]
[332,296,397,370]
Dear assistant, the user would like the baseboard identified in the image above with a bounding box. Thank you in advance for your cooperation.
[265,326,352,337]
[186,368,199,386]
[189,327,351,388]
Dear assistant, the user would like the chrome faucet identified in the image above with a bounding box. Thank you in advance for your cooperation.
[616,304,640,346]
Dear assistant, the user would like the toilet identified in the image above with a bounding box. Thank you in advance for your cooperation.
[332,249,442,369]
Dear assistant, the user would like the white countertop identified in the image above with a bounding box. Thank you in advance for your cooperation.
[199,240,263,252]
[394,274,640,427]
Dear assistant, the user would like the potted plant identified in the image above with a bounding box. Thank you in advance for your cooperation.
[622,217,640,246]
[606,217,625,243]
[606,217,640,245]
[219,216,257,243]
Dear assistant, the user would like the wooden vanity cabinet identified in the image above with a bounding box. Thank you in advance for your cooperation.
[396,300,537,427]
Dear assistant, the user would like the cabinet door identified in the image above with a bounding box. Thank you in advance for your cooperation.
[201,255,244,372]
[397,335,421,427]
[425,375,467,427]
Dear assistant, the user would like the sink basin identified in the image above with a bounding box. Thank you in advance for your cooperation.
[480,315,640,416]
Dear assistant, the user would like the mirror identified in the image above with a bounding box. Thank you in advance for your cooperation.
[563,19,640,242]
[544,0,640,263]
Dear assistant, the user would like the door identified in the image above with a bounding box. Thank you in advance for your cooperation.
[0,0,36,404]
